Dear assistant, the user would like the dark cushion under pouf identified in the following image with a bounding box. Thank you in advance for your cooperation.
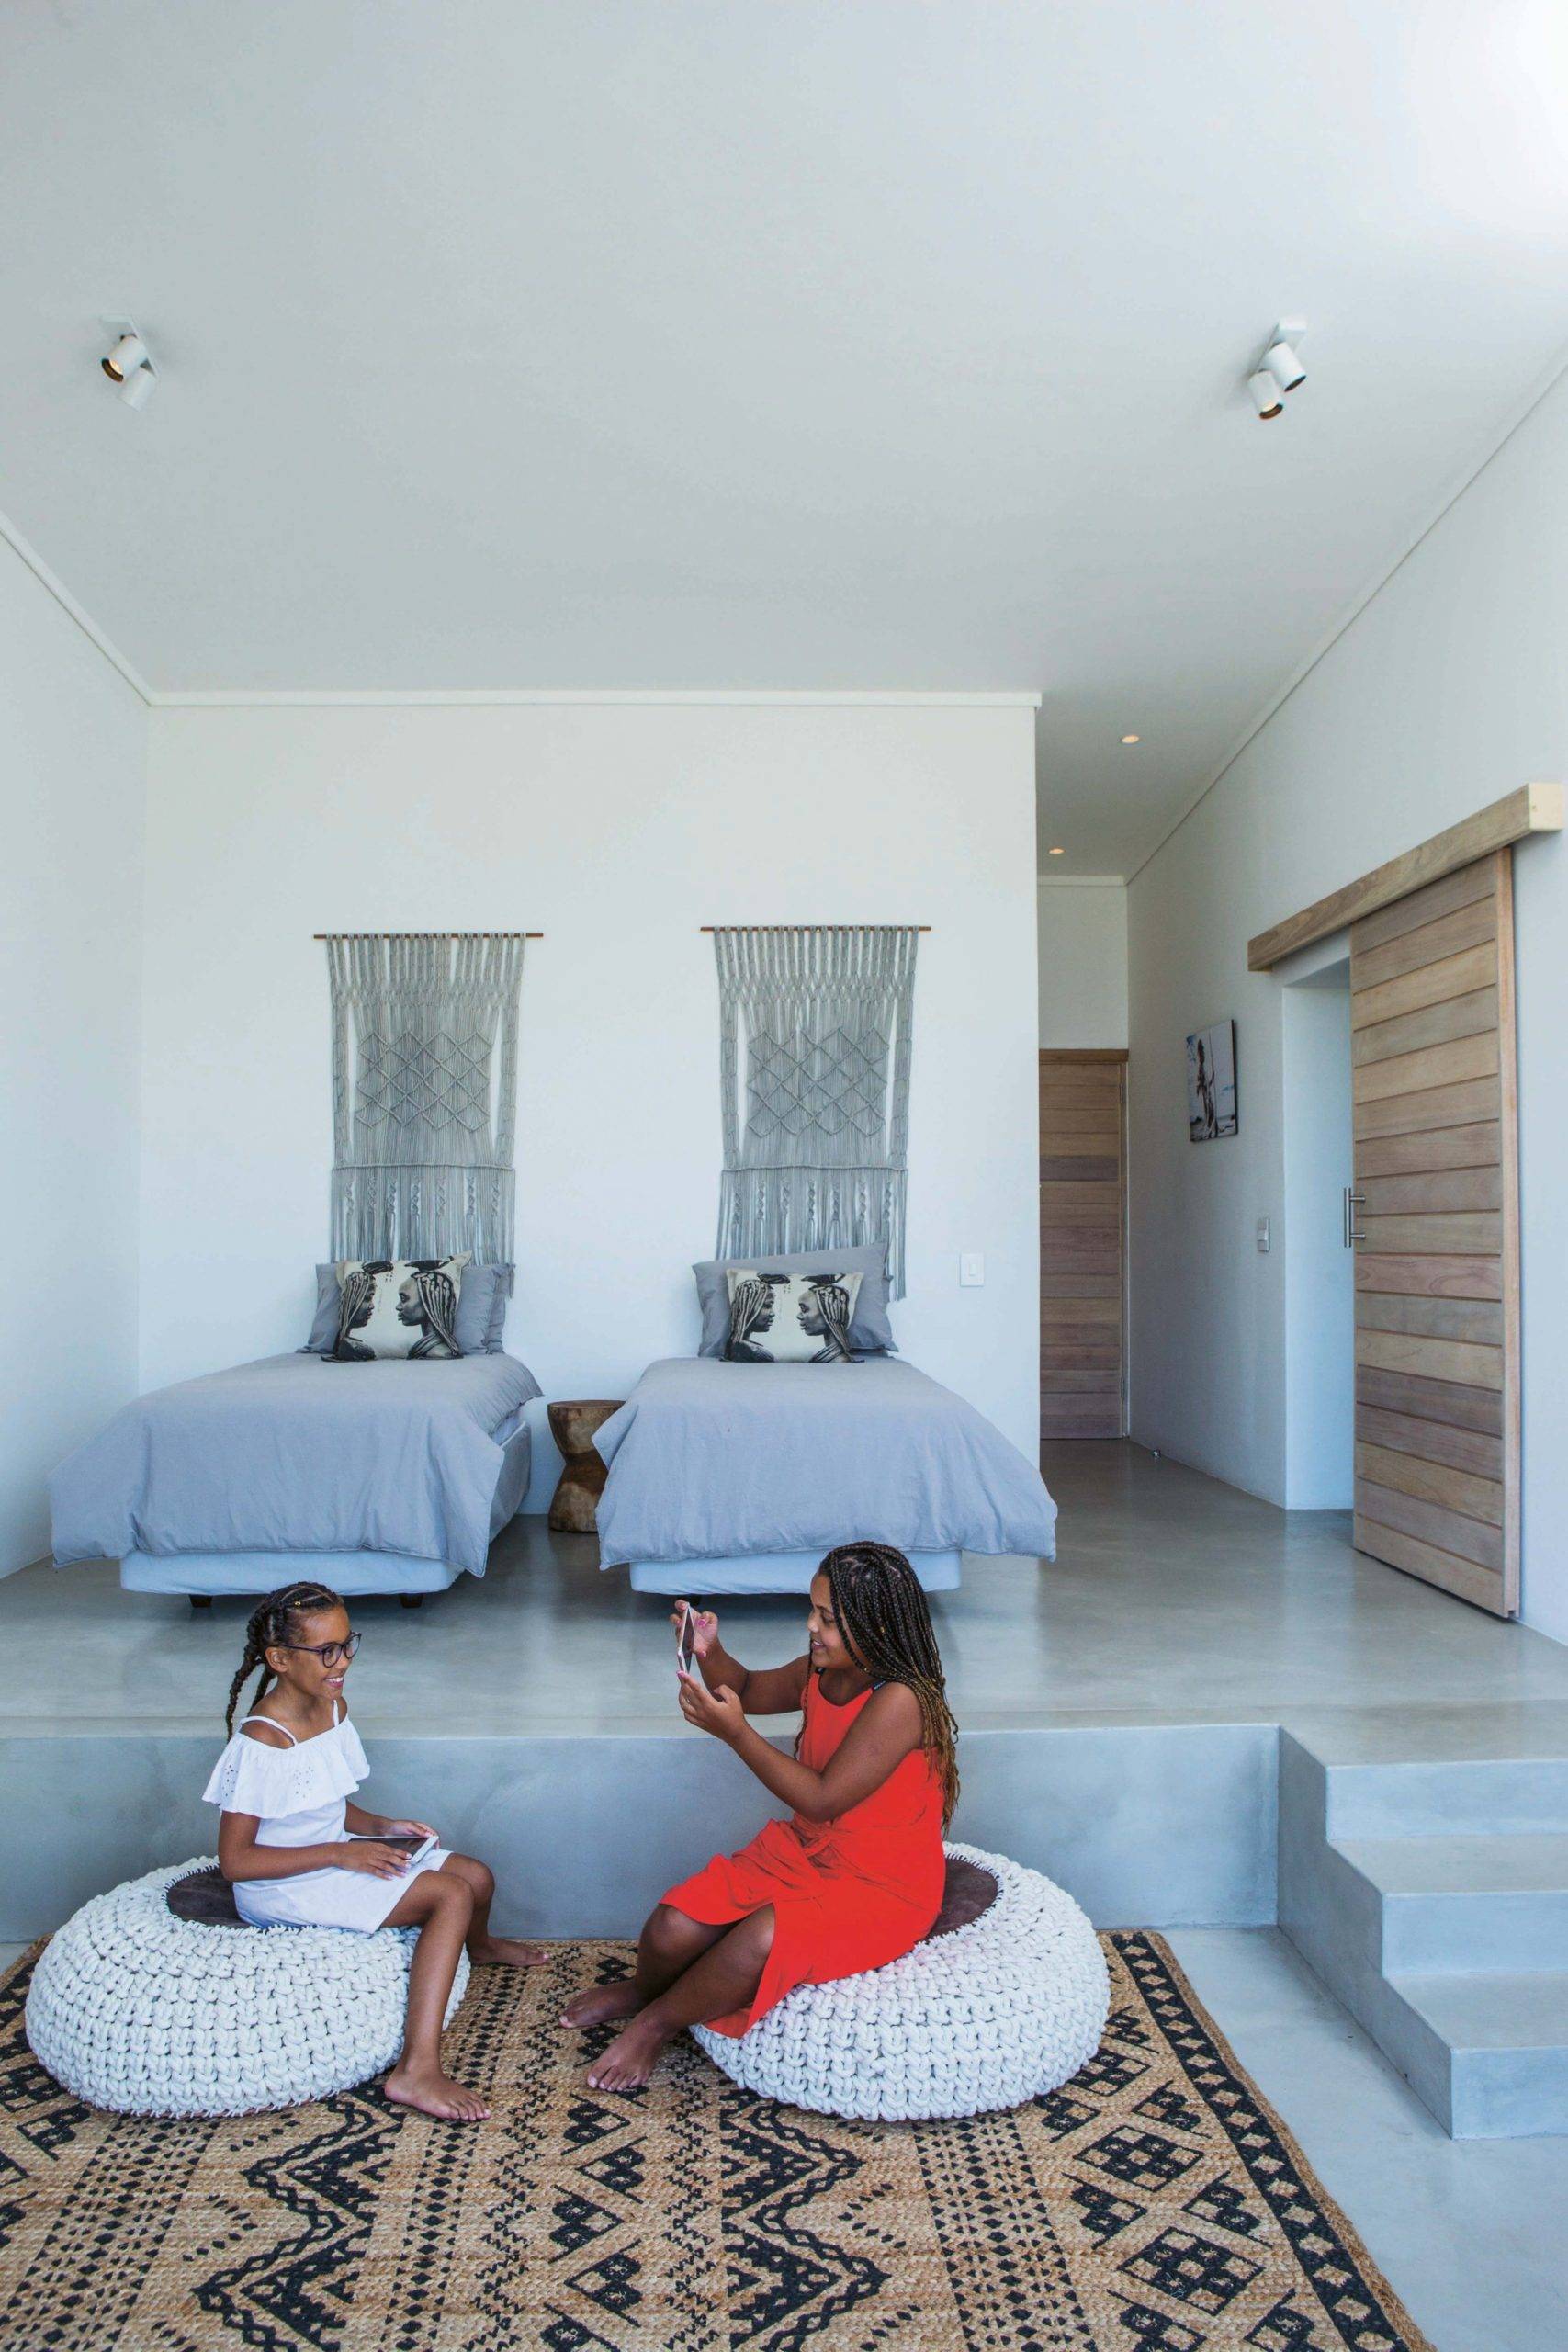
[165,1867,250,1927]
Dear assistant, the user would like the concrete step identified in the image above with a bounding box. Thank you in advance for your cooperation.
[1280,1732,1568,2137]
[1326,1757,1568,1839]
[1332,1832,1568,1973]
[1388,1970,1568,2139]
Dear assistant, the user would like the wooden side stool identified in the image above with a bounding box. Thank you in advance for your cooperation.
[547,1398,624,1532]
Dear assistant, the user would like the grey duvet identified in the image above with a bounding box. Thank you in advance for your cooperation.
[593,1355,1057,1566]
[50,1352,542,1577]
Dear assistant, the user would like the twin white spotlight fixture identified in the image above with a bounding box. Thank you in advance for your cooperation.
[1247,319,1307,421]
[100,318,158,410]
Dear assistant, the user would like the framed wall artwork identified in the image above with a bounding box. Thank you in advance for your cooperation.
[1187,1020,1237,1141]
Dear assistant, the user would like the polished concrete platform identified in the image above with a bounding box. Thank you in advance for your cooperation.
[10,1441,1568,1741]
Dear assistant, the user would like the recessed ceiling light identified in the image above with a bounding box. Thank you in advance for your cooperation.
[1121,733,1141,744]
[1048,845,1066,856]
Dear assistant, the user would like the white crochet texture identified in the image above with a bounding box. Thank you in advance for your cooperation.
[692,1843,1109,2121]
[25,1857,470,2118]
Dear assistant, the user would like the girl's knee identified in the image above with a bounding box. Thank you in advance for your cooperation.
[644,1903,694,1955]
[430,1871,475,1925]
[447,1853,494,1902]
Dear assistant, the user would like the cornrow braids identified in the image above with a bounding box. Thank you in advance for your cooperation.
[223,1579,345,1736]
[821,1541,961,1829]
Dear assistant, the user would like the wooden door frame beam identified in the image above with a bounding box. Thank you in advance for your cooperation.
[1038,1046,1129,1064]
[1247,784,1562,972]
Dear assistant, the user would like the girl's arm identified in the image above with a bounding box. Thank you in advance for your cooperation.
[216,1811,412,1882]
[674,1603,809,1716]
[677,1679,921,1821]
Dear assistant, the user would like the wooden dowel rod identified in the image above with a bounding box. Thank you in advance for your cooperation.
[313,930,543,939]
[699,923,931,933]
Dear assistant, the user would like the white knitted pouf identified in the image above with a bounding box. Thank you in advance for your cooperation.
[692,1842,1109,2121]
[25,1858,470,2118]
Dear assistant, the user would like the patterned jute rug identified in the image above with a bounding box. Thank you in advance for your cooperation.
[0,1932,1434,2352]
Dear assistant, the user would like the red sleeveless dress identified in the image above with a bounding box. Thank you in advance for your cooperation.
[660,1672,946,2037]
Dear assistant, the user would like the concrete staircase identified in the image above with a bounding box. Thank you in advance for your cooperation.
[1280,1736,1568,2137]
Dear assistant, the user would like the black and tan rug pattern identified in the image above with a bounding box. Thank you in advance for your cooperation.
[0,1932,1433,2352]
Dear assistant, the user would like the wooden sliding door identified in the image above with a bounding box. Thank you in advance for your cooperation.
[1039,1049,1126,1444]
[1349,850,1519,1615]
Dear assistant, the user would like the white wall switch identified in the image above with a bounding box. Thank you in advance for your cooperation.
[1256,1218,1271,1254]
[960,1251,986,1286]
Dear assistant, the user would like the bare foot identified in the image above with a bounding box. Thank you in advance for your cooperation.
[560,1981,643,2031]
[383,2064,491,2122]
[468,1934,550,1968]
[586,2017,670,2093]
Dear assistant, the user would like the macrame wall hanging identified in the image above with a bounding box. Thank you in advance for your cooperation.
[321,932,527,1277]
[711,924,920,1298]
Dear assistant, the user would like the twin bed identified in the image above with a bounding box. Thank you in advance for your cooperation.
[594,1354,1056,1594]
[50,1289,1057,1603]
[51,1352,540,1600]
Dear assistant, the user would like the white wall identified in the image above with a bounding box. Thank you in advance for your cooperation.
[1037,880,1128,1047]
[1,537,146,1572]
[1128,368,1568,1639]
[140,702,1041,1499]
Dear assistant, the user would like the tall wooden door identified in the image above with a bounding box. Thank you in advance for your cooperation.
[1038,1049,1127,1444]
[1349,850,1519,1615]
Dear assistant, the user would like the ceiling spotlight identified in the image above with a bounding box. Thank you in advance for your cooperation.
[1263,339,1306,394]
[118,362,158,412]
[1248,369,1284,421]
[1048,845,1066,857]
[1121,733,1141,744]
[101,333,146,383]
[99,318,158,410]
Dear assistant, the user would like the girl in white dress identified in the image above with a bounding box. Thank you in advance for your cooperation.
[205,1579,545,2122]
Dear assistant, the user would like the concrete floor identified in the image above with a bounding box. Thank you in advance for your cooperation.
[8,1441,1568,1745]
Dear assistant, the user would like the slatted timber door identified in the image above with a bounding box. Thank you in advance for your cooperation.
[1039,1050,1127,1443]
[1349,849,1519,1615]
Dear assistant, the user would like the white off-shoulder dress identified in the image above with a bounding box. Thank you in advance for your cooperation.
[202,1704,451,1932]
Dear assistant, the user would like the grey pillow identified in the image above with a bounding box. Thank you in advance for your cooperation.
[693,1244,897,1357]
[300,1262,512,1356]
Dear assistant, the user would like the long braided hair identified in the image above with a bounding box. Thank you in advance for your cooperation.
[820,1541,960,1827]
[224,1580,345,1736]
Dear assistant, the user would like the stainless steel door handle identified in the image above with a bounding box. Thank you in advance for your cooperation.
[1343,1186,1367,1248]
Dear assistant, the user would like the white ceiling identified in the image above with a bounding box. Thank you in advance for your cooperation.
[4,1,1567,873]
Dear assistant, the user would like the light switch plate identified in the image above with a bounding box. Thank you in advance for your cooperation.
[960,1252,985,1287]
[1256,1218,1271,1254]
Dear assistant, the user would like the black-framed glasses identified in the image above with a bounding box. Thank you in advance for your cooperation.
[282,1632,362,1667]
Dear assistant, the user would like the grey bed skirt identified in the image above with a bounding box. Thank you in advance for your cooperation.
[117,1420,532,1599]
[626,1546,963,1598]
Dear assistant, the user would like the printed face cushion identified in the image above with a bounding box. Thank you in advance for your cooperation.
[724,1269,863,1363]
[332,1255,470,1361]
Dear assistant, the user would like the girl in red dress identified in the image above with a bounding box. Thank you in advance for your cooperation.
[562,1541,959,2093]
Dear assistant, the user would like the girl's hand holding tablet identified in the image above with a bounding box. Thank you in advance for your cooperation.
[339,1839,416,1879]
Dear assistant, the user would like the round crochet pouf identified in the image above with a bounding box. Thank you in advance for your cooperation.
[692,1843,1108,2121]
[25,1858,470,2118]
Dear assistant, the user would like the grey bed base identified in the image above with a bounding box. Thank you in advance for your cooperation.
[118,1420,532,1600]
[626,1546,963,1598]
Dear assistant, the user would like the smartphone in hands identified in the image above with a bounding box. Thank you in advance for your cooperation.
[676,1602,699,1686]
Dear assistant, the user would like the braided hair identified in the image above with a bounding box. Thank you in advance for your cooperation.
[820,1541,960,1828]
[224,1580,345,1736]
